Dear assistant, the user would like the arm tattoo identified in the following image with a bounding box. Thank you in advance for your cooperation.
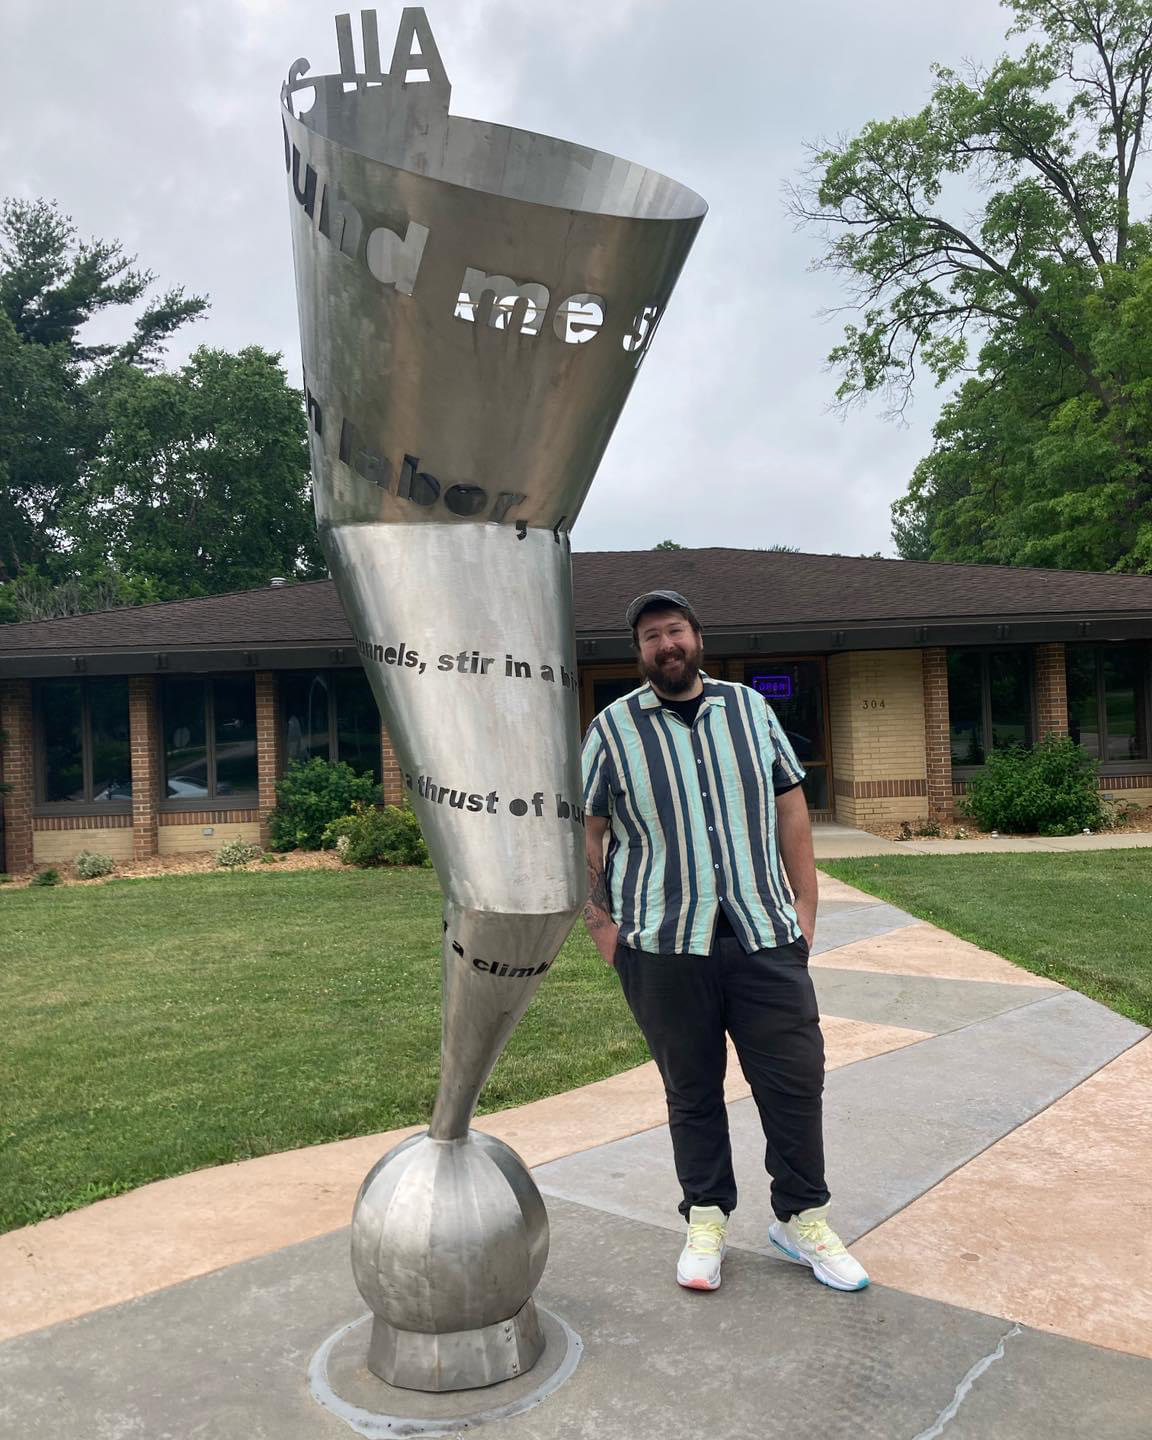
[583,859,612,929]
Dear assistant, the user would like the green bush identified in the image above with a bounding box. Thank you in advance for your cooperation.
[73,851,117,880]
[962,736,1107,836]
[30,868,60,887]
[215,839,264,868]
[322,803,430,868]
[267,758,382,852]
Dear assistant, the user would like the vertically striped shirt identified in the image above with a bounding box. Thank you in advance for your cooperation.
[581,677,805,955]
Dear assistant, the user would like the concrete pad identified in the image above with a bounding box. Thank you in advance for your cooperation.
[813,832,908,859]
[812,967,1047,1033]
[853,1035,1152,1358]
[931,1325,1152,1439]
[536,991,1145,1248]
[2,1201,1149,1440]
[811,902,922,953]
[811,921,1062,988]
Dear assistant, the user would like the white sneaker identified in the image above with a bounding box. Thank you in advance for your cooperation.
[676,1205,728,1290]
[768,1205,869,1291]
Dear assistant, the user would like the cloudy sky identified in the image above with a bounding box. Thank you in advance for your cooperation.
[6,0,1014,555]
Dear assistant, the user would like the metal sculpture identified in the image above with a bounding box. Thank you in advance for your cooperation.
[281,7,705,1394]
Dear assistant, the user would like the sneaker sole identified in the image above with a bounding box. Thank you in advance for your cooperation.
[767,1231,869,1292]
[676,1272,721,1291]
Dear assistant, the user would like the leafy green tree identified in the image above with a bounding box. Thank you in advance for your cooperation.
[652,539,684,549]
[0,197,207,583]
[793,0,1152,572]
[75,346,325,600]
[0,197,324,609]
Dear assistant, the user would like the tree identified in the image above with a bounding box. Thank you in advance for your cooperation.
[76,346,325,600]
[793,0,1152,572]
[0,198,324,609]
[652,539,684,549]
[0,197,208,583]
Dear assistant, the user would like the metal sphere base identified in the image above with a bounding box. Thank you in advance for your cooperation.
[309,1306,582,1438]
[367,1296,544,1392]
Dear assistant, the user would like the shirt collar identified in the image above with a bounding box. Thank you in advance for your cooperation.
[637,673,726,711]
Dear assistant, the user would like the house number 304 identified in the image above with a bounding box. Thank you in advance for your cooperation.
[862,699,886,709]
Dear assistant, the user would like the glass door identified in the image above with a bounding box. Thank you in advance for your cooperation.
[736,658,831,815]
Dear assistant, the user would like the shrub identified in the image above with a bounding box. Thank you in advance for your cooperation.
[322,803,430,868]
[267,758,382,852]
[30,868,60,887]
[961,737,1107,836]
[215,838,264,868]
[74,850,116,880]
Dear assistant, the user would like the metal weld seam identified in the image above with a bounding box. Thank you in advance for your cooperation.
[909,1323,1022,1440]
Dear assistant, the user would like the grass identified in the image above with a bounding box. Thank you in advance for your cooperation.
[820,851,1152,1029]
[0,868,647,1235]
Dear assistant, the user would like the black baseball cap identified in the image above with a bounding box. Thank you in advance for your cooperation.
[626,589,700,630]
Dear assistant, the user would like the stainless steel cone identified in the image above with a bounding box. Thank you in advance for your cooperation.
[281,7,705,1393]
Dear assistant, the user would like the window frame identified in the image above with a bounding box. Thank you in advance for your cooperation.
[948,646,1036,777]
[279,668,383,779]
[1065,641,1152,773]
[33,677,134,815]
[160,674,259,810]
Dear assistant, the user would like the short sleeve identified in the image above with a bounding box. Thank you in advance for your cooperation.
[763,705,806,795]
[582,722,614,817]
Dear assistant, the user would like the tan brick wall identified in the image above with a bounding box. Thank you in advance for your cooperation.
[158,820,262,855]
[0,679,35,874]
[828,651,929,826]
[1035,642,1069,740]
[128,675,160,861]
[255,672,282,844]
[34,827,135,866]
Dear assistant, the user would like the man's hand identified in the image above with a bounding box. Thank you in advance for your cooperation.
[776,785,818,949]
[584,817,620,965]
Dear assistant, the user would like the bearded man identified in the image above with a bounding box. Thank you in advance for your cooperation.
[580,590,868,1294]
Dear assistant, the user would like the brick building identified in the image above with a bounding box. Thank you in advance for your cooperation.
[2,549,1151,872]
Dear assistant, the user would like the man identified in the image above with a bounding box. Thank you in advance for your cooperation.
[581,590,868,1294]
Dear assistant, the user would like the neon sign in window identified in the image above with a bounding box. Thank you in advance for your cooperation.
[752,674,793,701]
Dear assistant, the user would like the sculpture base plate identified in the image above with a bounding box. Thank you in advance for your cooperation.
[370,1295,543,1392]
[308,1305,582,1437]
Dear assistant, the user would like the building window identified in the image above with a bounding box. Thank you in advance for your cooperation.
[742,659,830,811]
[281,669,382,781]
[37,679,132,805]
[161,675,258,800]
[948,649,1033,767]
[1066,644,1150,763]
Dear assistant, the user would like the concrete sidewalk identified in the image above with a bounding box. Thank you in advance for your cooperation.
[1,874,1149,1439]
[813,821,1152,859]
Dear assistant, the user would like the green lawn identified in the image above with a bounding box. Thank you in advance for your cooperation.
[820,851,1152,1028]
[0,869,646,1234]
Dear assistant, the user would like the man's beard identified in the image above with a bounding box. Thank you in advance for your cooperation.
[641,639,703,696]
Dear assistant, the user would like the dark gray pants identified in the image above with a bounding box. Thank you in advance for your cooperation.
[614,930,829,1222]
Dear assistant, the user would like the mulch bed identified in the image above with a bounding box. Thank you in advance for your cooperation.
[858,803,1152,843]
[1,849,346,891]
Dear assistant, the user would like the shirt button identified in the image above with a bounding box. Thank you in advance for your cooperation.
[708,826,714,832]
[714,863,720,869]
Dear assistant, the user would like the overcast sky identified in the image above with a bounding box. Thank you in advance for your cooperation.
[6,0,1014,555]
